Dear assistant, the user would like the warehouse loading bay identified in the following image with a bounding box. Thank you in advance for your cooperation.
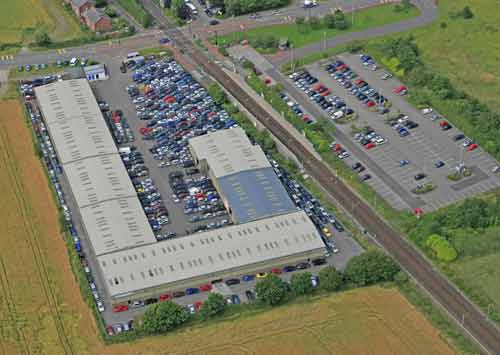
[37,58,362,326]
[270,53,500,212]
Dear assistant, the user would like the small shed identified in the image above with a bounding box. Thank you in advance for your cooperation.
[84,64,107,81]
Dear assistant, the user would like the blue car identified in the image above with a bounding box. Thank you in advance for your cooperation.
[185,287,199,295]
[242,275,254,282]
[399,159,410,167]
[283,265,296,273]
[434,160,445,168]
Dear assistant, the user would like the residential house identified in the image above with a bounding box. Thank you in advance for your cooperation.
[82,8,113,32]
[65,0,92,17]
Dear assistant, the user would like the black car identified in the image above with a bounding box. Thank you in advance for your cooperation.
[296,262,310,270]
[453,133,465,141]
[414,173,426,181]
[225,278,240,286]
[360,174,371,181]
[209,19,219,26]
[312,258,327,266]
[245,290,255,301]
[333,221,344,232]
[173,291,185,298]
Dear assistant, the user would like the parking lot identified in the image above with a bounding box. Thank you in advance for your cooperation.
[281,54,500,212]
[59,56,361,326]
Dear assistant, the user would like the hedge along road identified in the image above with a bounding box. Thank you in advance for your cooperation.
[270,0,439,66]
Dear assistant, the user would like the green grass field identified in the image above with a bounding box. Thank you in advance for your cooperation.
[0,0,85,51]
[215,4,420,49]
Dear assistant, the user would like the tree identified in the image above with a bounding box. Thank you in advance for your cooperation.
[318,266,343,291]
[334,10,348,30]
[200,293,226,319]
[425,234,458,262]
[291,272,313,295]
[94,0,108,7]
[208,83,228,105]
[461,6,474,19]
[345,250,400,286]
[307,16,321,30]
[142,300,189,334]
[323,13,336,29]
[141,13,153,28]
[172,0,189,19]
[255,274,287,306]
[35,28,51,47]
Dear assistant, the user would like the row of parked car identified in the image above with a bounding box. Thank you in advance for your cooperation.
[119,147,170,234]
[327,59,388,111]
[278,91,316,125]
[289,70,355,121]
[271,157,343,253]
[22,79,110,318]
[103,109,135,145]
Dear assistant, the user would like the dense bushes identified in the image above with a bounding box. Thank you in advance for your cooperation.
[425,234,458,262]
[143,301,189,334]
[344,250,400,286]
[225,0,290,16]
[255,274,288,306]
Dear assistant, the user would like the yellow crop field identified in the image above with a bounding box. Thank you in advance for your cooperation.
[0,99,455,355]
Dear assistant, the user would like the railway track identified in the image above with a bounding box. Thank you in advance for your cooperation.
[138,2,500,352]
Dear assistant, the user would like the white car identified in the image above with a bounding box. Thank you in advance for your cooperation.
[97,301,105,313]
[421,107,433,115]
[492,166,500,173]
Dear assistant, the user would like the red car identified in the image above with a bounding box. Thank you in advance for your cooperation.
[364,142,376,150]
[112,304,129,313]
[393,85,408,95]
[106,326,114,336]
[320,89,331,97]
[199,284,212,292]
[264,78,272,85]
[271,268,282,274]
[159,293,171,301]
[366,100,375,107]
[313,83,324,91]
[332,143,342,152]
[439,121,452,130]
[193,301,203,311]
[467,143,478,151]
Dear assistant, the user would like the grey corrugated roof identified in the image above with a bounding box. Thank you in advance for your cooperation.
[83,8,103,25]
[97,210,325,297]
[189,127,270,178]
[35,79,156,256]
[35,79,116,164]
[63,154,137,209]
[218,167,297,223]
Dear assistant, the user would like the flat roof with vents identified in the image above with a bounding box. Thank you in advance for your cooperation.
[35,79,117,164]
[218,167,296,224]
[64,154,137,208]
[35,79,156,256]
[189,127,271,179]
[97,210,325,298]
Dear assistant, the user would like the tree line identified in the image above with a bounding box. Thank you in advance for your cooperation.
[140,250,400,335]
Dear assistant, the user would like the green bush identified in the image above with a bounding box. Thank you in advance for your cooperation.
[200,293,226,319]
[318,266,343,291]
[345,250,400,286]
[142,301,189,334]
[255,274,287,306]
[290,272,313,295]
[224,0,290,16]
[425,234,458,262]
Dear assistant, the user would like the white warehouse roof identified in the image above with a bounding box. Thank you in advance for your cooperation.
[80,198,157,256]
[35,79,156,256]
[189,127,271,178]
[64,154,137,208]
[97,210,325,297]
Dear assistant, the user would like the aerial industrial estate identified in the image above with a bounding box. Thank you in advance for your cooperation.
[2,0,500,354]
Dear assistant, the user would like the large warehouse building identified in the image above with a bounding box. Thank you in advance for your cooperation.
[35,79,325,304]
[35,79,157,256]
[189,127,297,224]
